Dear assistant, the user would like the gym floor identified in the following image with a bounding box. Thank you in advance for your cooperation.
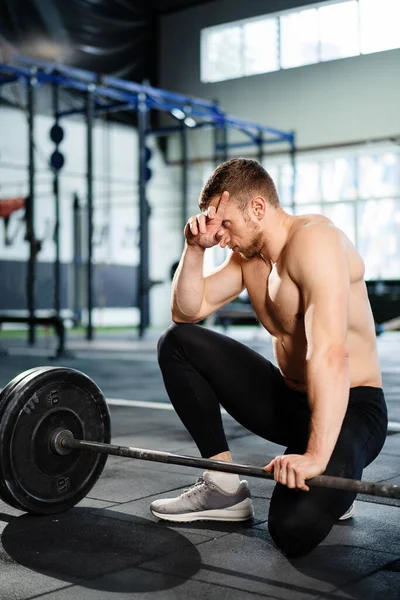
[0,326,399,600]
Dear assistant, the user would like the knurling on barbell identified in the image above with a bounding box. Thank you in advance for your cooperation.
[56,435,400,499]
[0,367,398,516]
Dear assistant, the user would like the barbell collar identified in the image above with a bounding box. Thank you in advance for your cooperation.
[60,437,400,500]
[50,428,74,456]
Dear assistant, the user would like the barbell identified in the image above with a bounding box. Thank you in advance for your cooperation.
[0,366,398,516]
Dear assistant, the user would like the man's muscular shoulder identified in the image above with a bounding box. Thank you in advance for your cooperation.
[290,213,333,235]
[285,216,346,278]
[288,214,339,248]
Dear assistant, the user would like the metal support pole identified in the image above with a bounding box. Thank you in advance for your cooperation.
[86,88,95,341]
[213,124,229,165]
[73,193,82,327]
[138,93,150,338]
[52,84,61,318]
[257,129,264,164]
[290,134,297,215]
[212,99,221,168]
[181,120,189,239]
[213,124,220,167]
[27,75,36,346]
[222,119,229,162]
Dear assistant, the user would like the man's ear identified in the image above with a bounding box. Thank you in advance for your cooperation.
[251,196,266,219]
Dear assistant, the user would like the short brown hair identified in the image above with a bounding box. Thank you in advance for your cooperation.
[199,157,279,212]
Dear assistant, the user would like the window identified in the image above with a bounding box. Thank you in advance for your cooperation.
[201,17,278,83]
[360,0,400,54]
[321,157,357,202]
[262,146,400,278]
[319,1,359,61]
[201,0,400,83]
[243,18,279,76]
[262,163,279,188]
[358,153,400,199]
[201,25,242,83]
[322,202,356,244]
[299,203,323,216]
[295,162,320,204]
[279,164,295,206]
[358,199,400,278]
[280,9,319,69]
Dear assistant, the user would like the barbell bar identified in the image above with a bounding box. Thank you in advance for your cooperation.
[57,433,400,499]
[0,366,398,517]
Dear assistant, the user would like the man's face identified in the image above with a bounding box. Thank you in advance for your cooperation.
[209,195,264,259]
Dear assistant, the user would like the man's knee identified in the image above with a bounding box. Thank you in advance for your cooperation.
[157,322,199,365]
[268,495,335,558]
[268,511,318,558]
[157,323,178,364]
[268,520,318,558]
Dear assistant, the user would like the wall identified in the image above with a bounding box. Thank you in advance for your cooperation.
[159,0,400,149]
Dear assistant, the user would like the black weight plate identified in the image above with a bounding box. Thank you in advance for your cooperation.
[0,367,111,515]
[0,367,49,507]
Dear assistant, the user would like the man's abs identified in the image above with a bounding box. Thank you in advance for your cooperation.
[272,330,382,393]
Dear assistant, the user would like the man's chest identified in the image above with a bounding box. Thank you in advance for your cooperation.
[243,259,304,335]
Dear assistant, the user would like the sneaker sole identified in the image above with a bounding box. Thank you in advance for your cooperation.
[150,498,254,523]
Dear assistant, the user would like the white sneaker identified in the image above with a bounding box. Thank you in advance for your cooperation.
[339,501,356,520]
[150,472,254,523]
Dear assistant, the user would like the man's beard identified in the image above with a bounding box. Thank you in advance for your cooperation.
[238,228,264,259]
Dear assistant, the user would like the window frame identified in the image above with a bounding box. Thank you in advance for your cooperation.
[200,0,400,84]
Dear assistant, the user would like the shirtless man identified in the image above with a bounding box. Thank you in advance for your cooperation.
[151,158,387,557]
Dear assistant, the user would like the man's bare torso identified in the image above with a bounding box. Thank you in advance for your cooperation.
[239,214,382,392]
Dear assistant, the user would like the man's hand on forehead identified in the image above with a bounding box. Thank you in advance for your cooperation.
[206,191,229,220]
[186,191,230,250]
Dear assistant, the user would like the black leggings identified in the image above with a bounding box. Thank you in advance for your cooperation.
[158,323,388,558]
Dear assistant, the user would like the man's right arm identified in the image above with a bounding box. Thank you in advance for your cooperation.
[171,244,244,323]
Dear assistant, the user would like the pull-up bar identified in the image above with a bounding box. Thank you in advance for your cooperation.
[0,54,296,342]
[1,55,293,143]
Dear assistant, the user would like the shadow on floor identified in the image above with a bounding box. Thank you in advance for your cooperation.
[1,508,201,593]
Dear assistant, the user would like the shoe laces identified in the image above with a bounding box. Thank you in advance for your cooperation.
[182,476,208,498]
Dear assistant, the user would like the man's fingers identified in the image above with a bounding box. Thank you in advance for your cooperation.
[205,191,228,222]
[216,191,229,217]
[263,453,321,492]
[295,471,309,492]
[298,483,310,492]
[189,217,198,235]
[296,476,310,492]
[263,461,274,472]
[197,213,207,234]
[279,459,288,486]
[207,206,216,219]
[273,456,281,483]
[286,467,297,489]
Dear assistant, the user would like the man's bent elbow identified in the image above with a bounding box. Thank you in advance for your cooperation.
[171,311,201,324]
[309,344,349,363]
[325,345,349,365]
[172,315,190,324]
